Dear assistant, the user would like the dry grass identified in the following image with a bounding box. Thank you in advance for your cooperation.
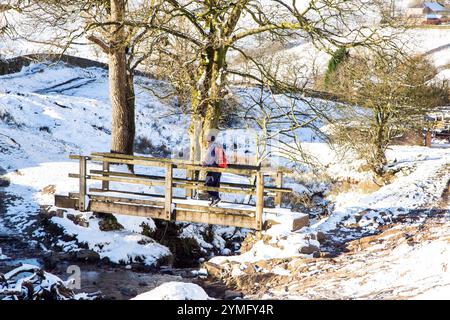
[329,179,381,197]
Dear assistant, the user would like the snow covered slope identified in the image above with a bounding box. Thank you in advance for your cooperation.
[0,62,188,265]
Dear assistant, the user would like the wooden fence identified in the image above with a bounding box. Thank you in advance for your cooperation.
[54,152,293,230]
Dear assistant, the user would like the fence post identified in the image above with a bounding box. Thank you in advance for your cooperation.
[79,156,87,212]
[165,163,173,220]
[102,160,110,191]
[255,171,264,230]
[275,170,283,208]
[186,169,193,198]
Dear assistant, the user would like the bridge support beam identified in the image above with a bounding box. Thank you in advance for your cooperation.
[78,156,87,211]
[165,163,173,220]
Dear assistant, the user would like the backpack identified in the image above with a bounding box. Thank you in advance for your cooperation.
[213,146,228,168]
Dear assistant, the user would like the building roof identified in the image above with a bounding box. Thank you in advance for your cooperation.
[424,2,446,12]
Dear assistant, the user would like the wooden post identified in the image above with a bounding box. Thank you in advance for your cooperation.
[275,171,283,208]
[425,130,432,147]
[79,156,87,212]
[102,160,110,191]
[255,171,264,230]
[185,169,193,198]
[164,163,173,220]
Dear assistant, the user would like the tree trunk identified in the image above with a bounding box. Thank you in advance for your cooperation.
[373,120,387,176]
[109,0,135,156]
[188,46,226,162]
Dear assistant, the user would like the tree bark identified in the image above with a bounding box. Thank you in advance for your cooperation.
[189,46,226,162]
[109,0,135,156]
[373,117,387,176]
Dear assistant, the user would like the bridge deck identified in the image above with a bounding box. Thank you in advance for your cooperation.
[54,153,294,230]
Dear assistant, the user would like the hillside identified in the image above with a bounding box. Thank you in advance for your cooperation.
[1,61,449,299]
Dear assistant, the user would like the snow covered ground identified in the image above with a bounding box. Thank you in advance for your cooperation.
[0,62,188,265]
[0,62,313,266]
[1,61,449,300]
[132,281,210,300]
[248,211,450,300]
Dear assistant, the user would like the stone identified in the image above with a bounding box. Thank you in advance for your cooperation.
[299,244,320,255]
[66,213,89,227]
[75,249,100,263]
[317,231,327,244]
[0,172,10,187]
[120,287,138,297]
[43,252,61,269]
[224,290,243,300]
[203,261,224,279]
[41,184,56,194]
[292,214,309,231]
[56,209,65,218]
[96,213,124,231]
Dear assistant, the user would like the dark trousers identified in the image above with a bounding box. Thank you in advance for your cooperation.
[205,171,221,200]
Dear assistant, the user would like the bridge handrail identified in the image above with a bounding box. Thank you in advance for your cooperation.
[68,152,293,230]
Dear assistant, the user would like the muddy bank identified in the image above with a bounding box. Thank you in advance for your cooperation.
[0,230,235,299]
[0,185,236,300]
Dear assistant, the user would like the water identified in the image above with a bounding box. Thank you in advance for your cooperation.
[0,187,231,299]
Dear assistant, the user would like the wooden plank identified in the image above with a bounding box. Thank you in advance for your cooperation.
[86,154,258,175]
[255,172,264,230]
[174,209,256,229]
[87,188,271,208]
[54,195,78,209]
[72,172,280,196]
[69,173,166,187]
[174,163,256,175]
[275,171,283,207]
[92,152,262,171]
[69,154,90,160]
[165,163,173,220]
[89,170,292,193]
[89,155,167,168]
[87,188,187,200]
[56,194,257,229]
[91,152,182,164]
[89,201,167,220]
[174,182,257,195]
[79,156,87,212]
[71,153,290,175]
[185,169,193,198]
[68,192,255,217]
[175,203,255,217]
[90,170,166,182]
[102,161,110,191]
[261,167,294,174]
[69,193,164,207]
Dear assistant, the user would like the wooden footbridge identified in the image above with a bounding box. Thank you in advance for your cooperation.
[54,152,293,230]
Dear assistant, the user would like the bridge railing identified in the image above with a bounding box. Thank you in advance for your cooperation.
[57,152,292,230]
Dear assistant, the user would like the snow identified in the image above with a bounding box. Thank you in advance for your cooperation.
[131,282,210,300]
[314,146,450,234]
[412,285,450,300]
[52,213,170,265]
[1,264,97,300]
[0,63,188,264]
[1,37,449,299]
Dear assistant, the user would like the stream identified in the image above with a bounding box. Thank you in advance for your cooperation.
[0,189,232,300]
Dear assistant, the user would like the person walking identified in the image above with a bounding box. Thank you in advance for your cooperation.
[202,132,227,206]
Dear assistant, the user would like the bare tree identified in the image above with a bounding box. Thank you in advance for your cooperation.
[0,0,26,38]
[19,0,163,159]
[327,53,449,176]
[138,0,402,163]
